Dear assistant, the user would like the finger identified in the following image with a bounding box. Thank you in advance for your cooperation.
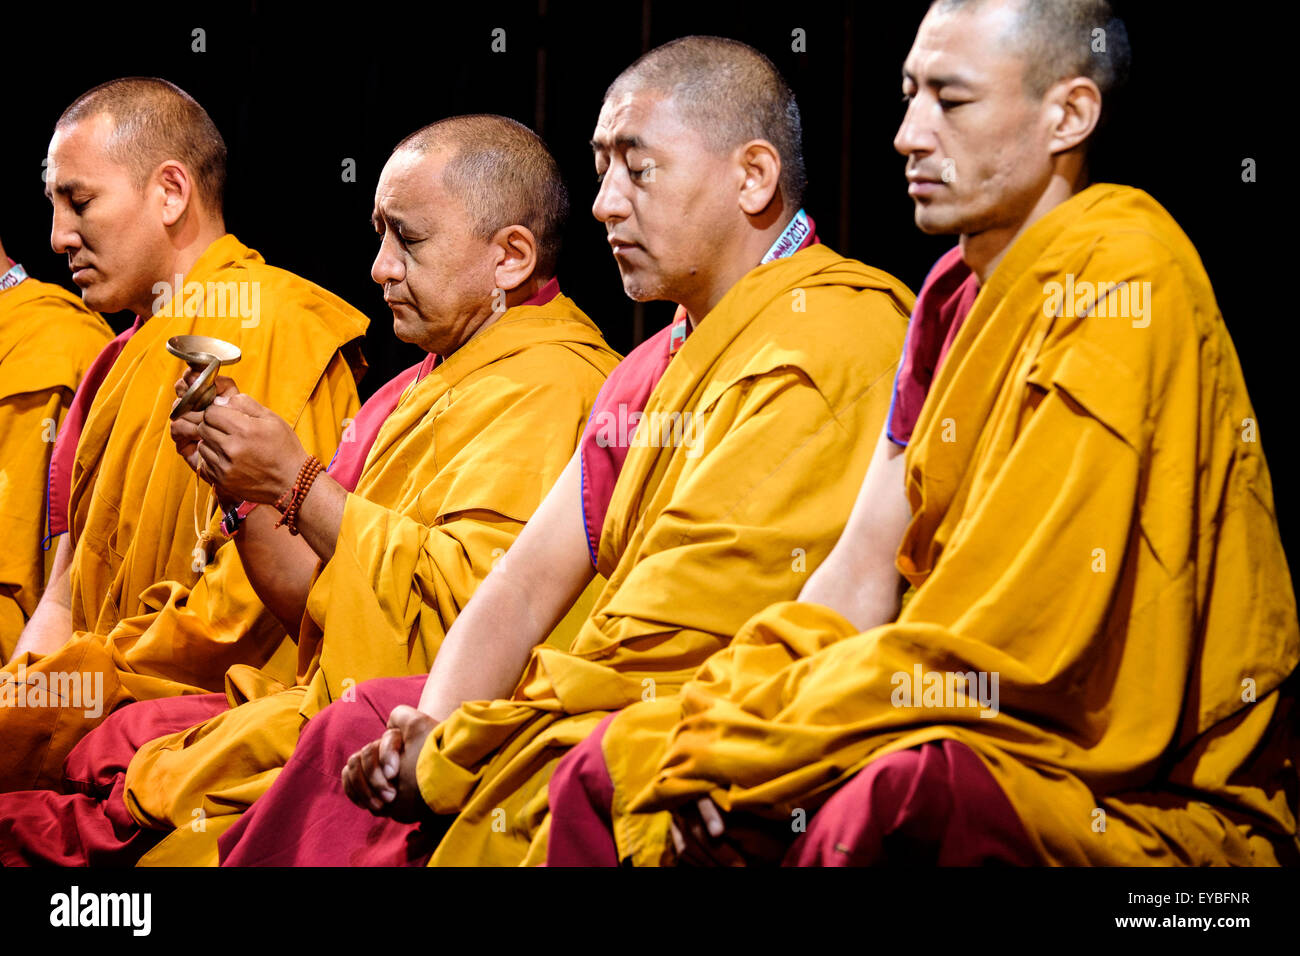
[174,377,188,398]
[698,797,726,838]
[378,727,404,779]
[196,439,228,472]
[212,375,240,398]
[341,753,371,809]
[170,418,200,444]
[199,402,246,435]
[670,819,686,857]
[223,393,265,416]
[387,704,421,733]
[360,743,395,804]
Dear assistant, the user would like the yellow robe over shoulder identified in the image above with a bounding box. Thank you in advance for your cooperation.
[616,184,1299,866]
[120,294,619,862]
[0,233,367,791]
[0,277,111,659]
[412,245,913,866]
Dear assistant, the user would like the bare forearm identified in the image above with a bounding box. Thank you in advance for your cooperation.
[794,423,910,632]
[234,505,320,635]
[14,535,74,657]
[416,570,558,722]
[229,469,345,635]
[415,451,594,722]
[291,473,348,564]
[798,559,904,632]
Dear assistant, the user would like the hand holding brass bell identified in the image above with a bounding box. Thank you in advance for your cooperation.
[166,335,243,420]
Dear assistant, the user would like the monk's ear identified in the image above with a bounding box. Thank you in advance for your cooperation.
[1046,77,1102,156]
[156,160,194,228]
[490,224,539,293]
[736,140,781,217]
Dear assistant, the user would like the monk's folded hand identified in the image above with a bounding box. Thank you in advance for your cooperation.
[669,796,792,867]
[169,410,206,476]
[195,393,307,504]
[171,373,241,474]
[341,704,437,824]
[342,737,397,813]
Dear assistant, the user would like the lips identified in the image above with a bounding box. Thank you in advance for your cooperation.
[608,238,640,255]
[907,179,944,198]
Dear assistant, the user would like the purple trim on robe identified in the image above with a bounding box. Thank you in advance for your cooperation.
[886,246,980,447]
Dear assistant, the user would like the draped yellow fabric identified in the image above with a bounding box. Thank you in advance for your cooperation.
[119,296,619,860]
[614,184,1299,866]
[0,279,111,660]
[413,245,912,866]
[0,234,367,791]
[67,233,366,636]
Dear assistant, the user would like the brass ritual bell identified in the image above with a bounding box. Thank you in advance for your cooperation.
[165,335,243,420]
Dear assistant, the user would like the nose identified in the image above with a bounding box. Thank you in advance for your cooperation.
[371,232,405,287]
[893,96,935,159]
[591,166,631,226]
[50,204,80,257]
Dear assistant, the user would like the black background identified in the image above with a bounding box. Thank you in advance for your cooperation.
[1,1,1287,565]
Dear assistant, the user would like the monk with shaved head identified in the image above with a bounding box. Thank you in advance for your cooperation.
[550,0,1298,867]
[203,35,913,867]
[0,77,369,793]
[0,235,111,659]
[0,114,620,865]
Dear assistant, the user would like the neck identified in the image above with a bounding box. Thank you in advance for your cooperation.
[135,217,227,318]
[444,273,550,355]
[680,207,796,328]
[961,169,1088,285]
[503,273,547,309]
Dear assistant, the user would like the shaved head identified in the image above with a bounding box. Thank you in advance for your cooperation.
[934,0,1130,114]
[395,115,569,277]
[56,77,227,215]
[606,36,806,209]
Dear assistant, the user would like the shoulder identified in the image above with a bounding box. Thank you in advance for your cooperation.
[1,279,111,357]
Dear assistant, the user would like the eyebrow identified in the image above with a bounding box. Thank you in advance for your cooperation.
[44,177,88,201]
[902,68,976,90]
[372,210,414,234]
[590,134,646,153]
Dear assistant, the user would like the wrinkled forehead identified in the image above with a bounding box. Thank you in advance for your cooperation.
[374,147,445,214]
[592,86,686,151]
[45,114,129,194]
[906,1,1023,86]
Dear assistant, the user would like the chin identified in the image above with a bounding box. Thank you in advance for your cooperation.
[913,205,963,237]
[392,320,420,345]
[621,276,665,304]
[81,284,126,314]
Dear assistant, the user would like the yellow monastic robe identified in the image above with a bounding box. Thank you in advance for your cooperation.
[0,233,367,791]
[0,278,111,660]
[615,184,1299,866]
[120,295,619,863]
[411,245,912,866]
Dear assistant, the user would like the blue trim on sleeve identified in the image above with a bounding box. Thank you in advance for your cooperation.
[884,363,909,449]
[579,450,598,568]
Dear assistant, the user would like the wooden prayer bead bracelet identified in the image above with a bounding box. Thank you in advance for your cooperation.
[274,454,322,536]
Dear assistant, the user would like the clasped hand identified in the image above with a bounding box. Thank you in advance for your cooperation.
[341,705,438,824]
[169,369,307,505]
